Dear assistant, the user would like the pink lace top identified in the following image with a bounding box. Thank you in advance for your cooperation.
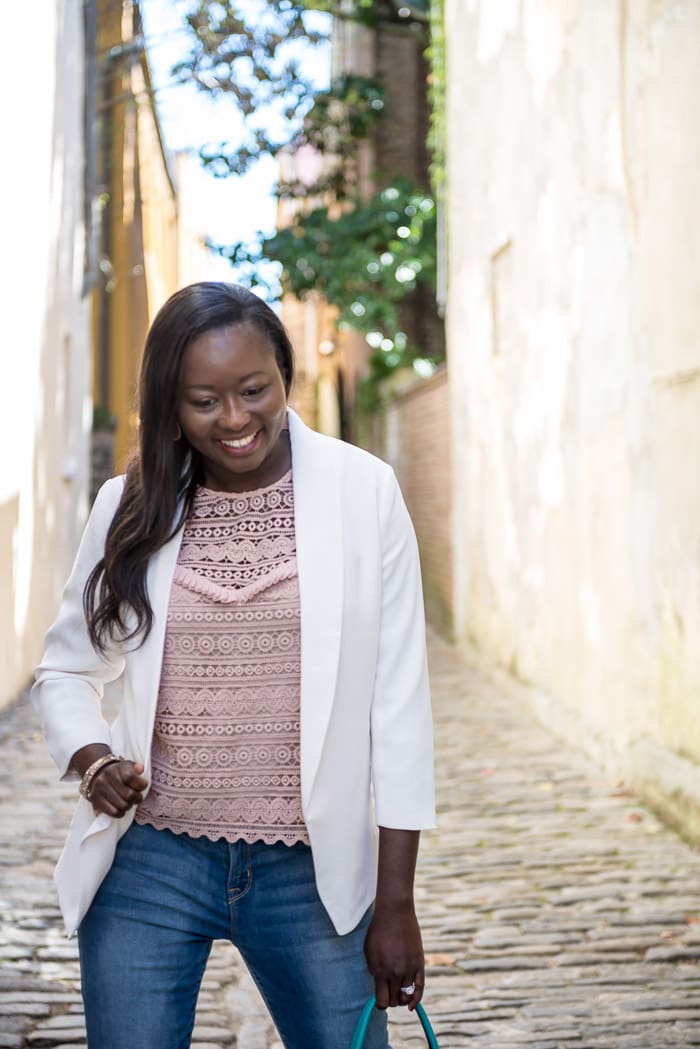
[135,469,309,846]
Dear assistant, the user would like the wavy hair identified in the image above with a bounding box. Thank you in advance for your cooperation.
[84,282,295,652]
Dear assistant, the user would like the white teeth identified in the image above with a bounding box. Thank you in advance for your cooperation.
[221,432,259,449]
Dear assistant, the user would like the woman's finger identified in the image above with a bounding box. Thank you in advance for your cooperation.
[400,969,424,1010]
[373,976,391,1010]
[121,762,148,790]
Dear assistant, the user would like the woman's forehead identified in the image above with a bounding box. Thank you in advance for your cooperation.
[181,324,279,383]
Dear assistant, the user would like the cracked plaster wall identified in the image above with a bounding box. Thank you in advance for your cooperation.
[445,0,700,810]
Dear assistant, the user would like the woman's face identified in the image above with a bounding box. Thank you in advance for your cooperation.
[178,322,290,492]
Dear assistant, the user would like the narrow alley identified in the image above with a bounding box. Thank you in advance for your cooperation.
[2,633,700,1048]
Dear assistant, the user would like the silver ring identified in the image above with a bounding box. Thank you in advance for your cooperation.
[400,982,416,996]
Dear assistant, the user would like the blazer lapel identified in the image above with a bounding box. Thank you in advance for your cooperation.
[288,410,344,809]
[126,521,185,765]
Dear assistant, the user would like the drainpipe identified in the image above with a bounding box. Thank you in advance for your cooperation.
[82,0,99,298]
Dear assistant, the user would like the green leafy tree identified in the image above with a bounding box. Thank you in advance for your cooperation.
[215,178,435,349]
[175,0,425,184]
[174,0,441,379]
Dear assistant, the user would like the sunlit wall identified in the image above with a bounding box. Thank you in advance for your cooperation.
[446,1,700,832]
[0,0,91,707]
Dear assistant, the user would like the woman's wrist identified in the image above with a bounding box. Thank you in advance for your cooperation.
[78,753,123,800]
[373,895,416,917]
[70,743,112,779]
[375,827,419,913]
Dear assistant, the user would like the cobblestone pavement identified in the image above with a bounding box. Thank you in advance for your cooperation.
[2,633,700,1047]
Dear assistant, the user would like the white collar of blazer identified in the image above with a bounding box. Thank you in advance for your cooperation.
[128,407,343,811]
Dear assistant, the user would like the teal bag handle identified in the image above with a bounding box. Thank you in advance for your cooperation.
[349,996,439,1049]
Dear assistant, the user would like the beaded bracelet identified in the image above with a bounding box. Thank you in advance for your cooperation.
[79,753,122,800]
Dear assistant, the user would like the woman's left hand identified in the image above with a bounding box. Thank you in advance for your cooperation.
[364,901,425,1011]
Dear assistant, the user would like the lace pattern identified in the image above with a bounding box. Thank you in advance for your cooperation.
[136,471,309,846]
[177,472,296,591]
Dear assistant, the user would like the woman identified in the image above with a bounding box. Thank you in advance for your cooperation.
[33,282,435,1049]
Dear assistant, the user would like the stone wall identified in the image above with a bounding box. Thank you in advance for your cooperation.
[445,0,700,835]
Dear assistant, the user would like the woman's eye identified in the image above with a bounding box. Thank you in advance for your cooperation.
[243,386,266,398]
[193,398,216,408]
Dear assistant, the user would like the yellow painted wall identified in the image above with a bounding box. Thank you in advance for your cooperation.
[93,0,178,471]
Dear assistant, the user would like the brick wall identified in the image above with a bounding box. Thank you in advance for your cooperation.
[369,367,453,634]
[374,29,431,190]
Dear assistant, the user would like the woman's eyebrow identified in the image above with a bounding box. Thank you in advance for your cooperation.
[184,371,269,390]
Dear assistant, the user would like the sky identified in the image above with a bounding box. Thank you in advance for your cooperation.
[140,0,331,290]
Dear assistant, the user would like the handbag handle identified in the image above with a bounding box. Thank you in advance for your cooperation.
[349,996,439,1049]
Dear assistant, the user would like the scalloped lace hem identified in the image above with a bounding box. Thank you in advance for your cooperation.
[173,558,298,604]
[134,811,309,847]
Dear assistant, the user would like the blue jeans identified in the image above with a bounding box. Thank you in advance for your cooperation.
[78,822,388,1049]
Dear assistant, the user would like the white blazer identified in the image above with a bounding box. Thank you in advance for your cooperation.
[32,409,435,937]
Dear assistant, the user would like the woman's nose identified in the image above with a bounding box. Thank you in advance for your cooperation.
[219,398,251,431]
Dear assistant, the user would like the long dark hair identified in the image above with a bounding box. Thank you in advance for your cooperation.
[84,282,295,652]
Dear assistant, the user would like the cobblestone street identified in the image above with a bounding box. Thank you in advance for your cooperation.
[2,633,700,1047]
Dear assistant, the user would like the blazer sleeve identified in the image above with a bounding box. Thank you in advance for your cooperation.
[31,477,126,779]
[370,467,436,830]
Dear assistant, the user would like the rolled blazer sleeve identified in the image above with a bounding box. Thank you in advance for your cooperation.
[32,478,126,779]
[370,467,436,830]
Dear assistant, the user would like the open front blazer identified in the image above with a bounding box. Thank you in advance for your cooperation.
[32,409,435,937]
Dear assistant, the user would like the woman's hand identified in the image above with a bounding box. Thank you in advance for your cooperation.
[71,744,148,818]
[88,759,148,817]
[364,900,424,1011]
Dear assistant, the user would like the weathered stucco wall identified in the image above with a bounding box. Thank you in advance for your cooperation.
[445,0,700,832]
[0,0,91,706]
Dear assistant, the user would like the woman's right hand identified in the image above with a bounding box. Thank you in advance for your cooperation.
[71,744,148,817]
[88,759,148,817]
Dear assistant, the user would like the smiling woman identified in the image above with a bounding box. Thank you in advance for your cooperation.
[178,323,291,492]
[32,282,435,1049]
